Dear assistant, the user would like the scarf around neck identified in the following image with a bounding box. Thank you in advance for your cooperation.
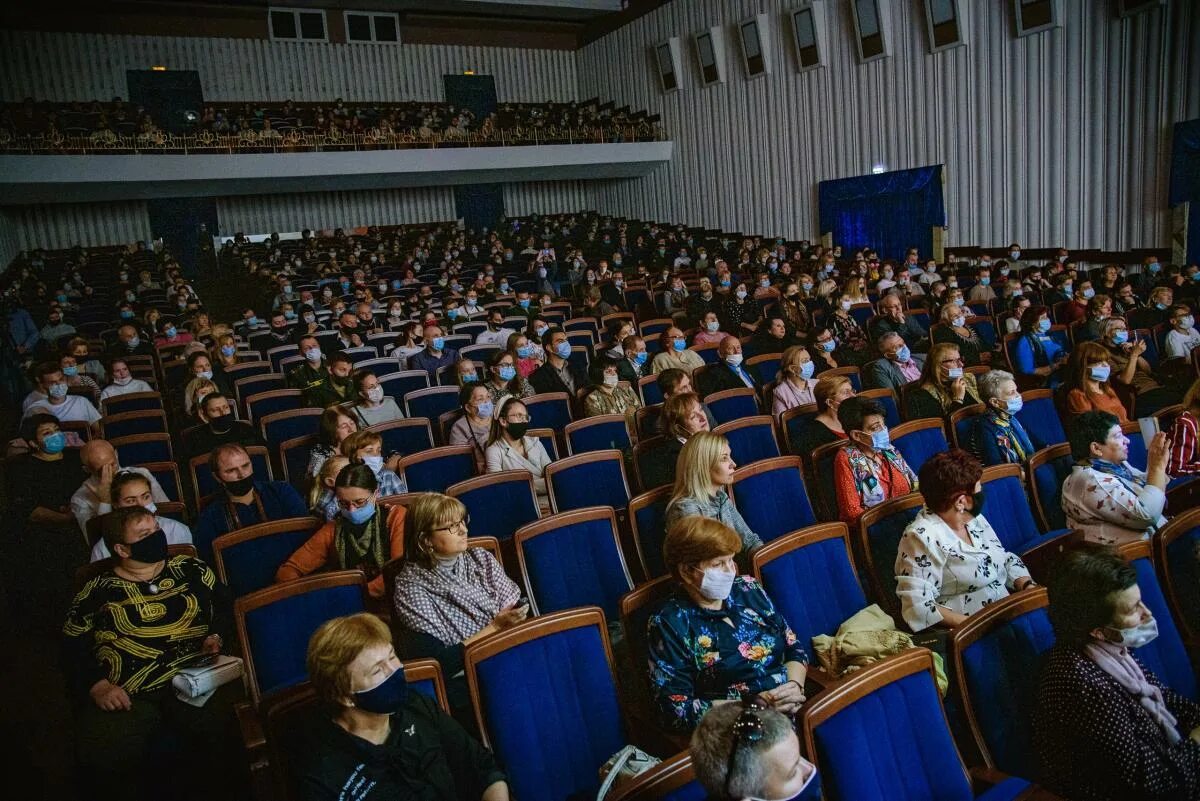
[1084,639,1180,745]
[333,510,387,578]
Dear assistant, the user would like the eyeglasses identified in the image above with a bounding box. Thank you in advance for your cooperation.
[432,516,470,535]
[724,702,768,798]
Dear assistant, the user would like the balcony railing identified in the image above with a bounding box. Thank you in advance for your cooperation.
[0,123,666,156]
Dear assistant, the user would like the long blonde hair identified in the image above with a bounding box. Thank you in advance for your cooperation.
[668,431,729,512]
[309,455,349,510]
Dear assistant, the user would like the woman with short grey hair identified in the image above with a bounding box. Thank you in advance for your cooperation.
[973,368,1036,466]
[690,704,819,801]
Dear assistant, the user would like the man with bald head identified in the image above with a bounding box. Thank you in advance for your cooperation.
[867,293,929,353]
[108,323,155,359]
[407,323,458,378]
[69,438,169,537]
[696,335,763,398]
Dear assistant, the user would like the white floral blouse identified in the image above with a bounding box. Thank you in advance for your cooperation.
[894,508,1031,632]
[1061,462,1166,547]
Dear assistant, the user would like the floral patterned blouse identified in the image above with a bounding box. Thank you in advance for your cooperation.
[1061,461,1167,546]
[894,508,1031,632]
[647,576,806,732]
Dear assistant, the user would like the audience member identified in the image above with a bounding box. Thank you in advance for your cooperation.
[69,438,169,536]
[833,396,917,526]
[449,383,495,473]
[895,449,1034,632]
[484,398,553,504]
[652,325,706,375]
[1167,378,1200,476]
[826,291,869,365]
[1076,293,1114,344]
[697,336,761,397]
[307,405,361,480]
[98,356,153,400]
[1065,341,1131,423]
[647,516,805,732]
[58,351,101,404]
[583,357,642,418]
[286,334,329,394]
[932,302,990,366]
[863,332,923,394]
[664,432,761,552]
[482,350,535,405]
[1164,303,1200,360]
[475,309,515,347]
[640,391,709,490]
[309,455,350,522]
[1012,306,1069,388]
[340,430,408,498]
[1101,318,1181,415]
[793,373,854,457]
[89,470,192,561]
[906,343,980,420]
[690,704,820,801]
[868,293,928,352]
[408,324,458,378]
[303,350,355,408]
[694,311,728,347]
[184,392,262,459]
[974,369,1035,466]
[22,361,101,429]
[771,345,818,414]
[529,328,587,395]
[348,369,404,427]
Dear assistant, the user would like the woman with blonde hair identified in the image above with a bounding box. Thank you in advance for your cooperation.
[1064,341,1130,422]
[932,301,989,366]
[663,431,761,552]
[183,377,219,418]
[905,342,980,420]
[639,391,710,491]
[771,345,818,414]
[309,455,350,521]
[212,332,240,371]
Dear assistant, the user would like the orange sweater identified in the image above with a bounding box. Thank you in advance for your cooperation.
[1066,386,1130,423]
[832,446,913,527]
[275,505,406,599]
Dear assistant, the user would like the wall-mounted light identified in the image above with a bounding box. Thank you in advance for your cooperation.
[872,165,887,174]
[151,65,167,71]
[463,70,475,75]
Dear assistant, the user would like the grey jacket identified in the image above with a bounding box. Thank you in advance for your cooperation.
[665,490,762,550]
[862,354,926,393]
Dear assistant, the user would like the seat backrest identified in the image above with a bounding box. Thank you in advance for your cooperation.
[246,389,303,425]
[260,408,322,449]
[111,432,173,465]
[447,470,540,542]
[279,434,318,495]
[889,418,948,475]
[137,460,182,503]
[810,440,848,521]
[565,413,633,455]
[779,403,820,456]
[629,486,673,580]
[1121,420,1148,471]
[403,386,459,420]
[802,649,974,801]
[608,752,706,801]
[857,388,900,427]
[1153,507,1200,644]
[100,391,164,417]
[397,445,475,493]
[979,464,1043,552]
[730,456,816,542]
[514,507,633,620]
[235,571,368,704]
[1028,443,1073,531]
[367,417,434,457]
[377,370,429,402]
[1117,541,1198,701]
[857,493,925,615]
[951,588,1056,777]
[213,516,323,598]
[751,524,867,662]
[705,387,760,425]
[465,608,627,801]
[1016,390,1067,449]
[546,450,631,514]
[714,415,781,466]
[638,374,663,406]
[948,403,986,450]
[525,392,574,431]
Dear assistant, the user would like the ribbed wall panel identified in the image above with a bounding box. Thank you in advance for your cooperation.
[214,188,457,235]
[577,0,1200,250]
[503,181,592,217]
[7,201,151,251]
[0,30,578,103]
[0,210,20,270]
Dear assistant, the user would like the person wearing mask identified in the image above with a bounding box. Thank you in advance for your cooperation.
[1167,378,1200,476]
[193,442,307,563]
[506,332,540,379]
[687,278,721,327]
[690,704,820,801]
[22,361,102,430]
[39,306,77,350]
[932,302,990,367]
[664,432,762,553]
[1061,411,1170,547]
[276,464,405,602]
[862,332,924,394]
[309,455,350,522]
[210,332,240,372]
[526,328,584,396]
[1076,294,1115,344]
[651,326,705,376]
[340,430,408,498]
[88,470,192,561]
[481,350,535,406]
[64,506,237,801]
[303,351,356,409]
[449,383,495,473]
[349,369,404,427]
[974,369,1035,467]
[69,438,169,537]
[694,311,728,348]
[771,345,819,414]
[1129,286,1174,331]
[661,275,690,316]
[1164,303,1200,360]
[63,337,108,386]
[966,266,996,304]
[777,280,812,337]
[287,334,329,395]
[697,336,761,398]
[827,291,870,366]
[832,396,918,526]
[868,294,929,353]
[484,398,553,505]
[1033,546,1200,801]
[183,393,262,460]
[9,413,87,573]
[475,310,515,348]
[647,516,804,733]
[152,317,193,349]
[616,334,650,384]
[895,449,1034,632]
[285,612,510,801]
[332,310,365,351]
[1011,305,1069,388]
[409,324,458,379]
[639,391,710,491]
[906,343,981,420]
[792,373,854,458]
[58,351,101,406]
[109,324,151,363]
[1100,318,1181,416]
[187,350,232,396]
[808,326,841,375]
[98,356,153,402]
[750,316,799,357]
[583,357,642,419]
[1058,279,1094,326]
[1065,341,1132,422]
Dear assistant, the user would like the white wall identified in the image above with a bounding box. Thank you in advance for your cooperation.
[0,29,578,103]
[577,0,1200,250]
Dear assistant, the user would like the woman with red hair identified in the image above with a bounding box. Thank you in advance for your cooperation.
[894,449,1036,632]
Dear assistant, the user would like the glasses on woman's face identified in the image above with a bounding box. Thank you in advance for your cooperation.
[432,516,470,535]
[336,494,374,511]
[505,414,530,424]
[940,356,964,367]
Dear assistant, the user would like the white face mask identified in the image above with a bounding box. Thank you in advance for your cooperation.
[1102,615,1159,649]
[696,566,736,602]
[114,375,133,386]
[366,386,384,403]
[726,353,744,367]
[603,372,619,387]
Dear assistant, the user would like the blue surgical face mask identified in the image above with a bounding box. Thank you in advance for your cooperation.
[430,337,445,351]
[498,364,517,381]
[868,427,891,450]
[1147,262,1161,273]
[633,351,648,366]
[1082,288,1095,299]
[517,345,533,358]
[164,327,177,339]
[673,337,686,352]
[979,277,990,286]
[461,372,478,383]
[342,500,376,525]
[554,341,572,359]
[475,399,494,418]
[120,310,134,319]
[894,345,911,362]
[1112,330,1129,345]
[221,345,237,357]
[49,382,69,399]
[799,361,815,379]
[1037,319,1052,333]
[62,365,78,377]
[1005,396,1024,415]
[1090,364,1112,382]
[820,339,836,352]
[41,431,67,454]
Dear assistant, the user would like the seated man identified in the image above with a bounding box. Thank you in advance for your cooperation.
[475,309,515,347]
[287,334,329,395]
[862,332,923,393]
[691,705,820,801]
[284,613,509,801]
[89,470,192,561]
[22,361,101,431]
[302,351,354,409]
[63,506,239,801]
[696,335,761,398]
[193,443,307,563]
[868,293,929,352]
[70,438,169,537]
[616,334,650,384]
[529,328,587,395]
[408,324,458,378]
[183,393,263,461]
[1164,303,1200,360]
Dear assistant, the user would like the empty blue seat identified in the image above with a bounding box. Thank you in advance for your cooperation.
[857,389,901,428]
[112,433,173,466]
[213,517,323,598]
[261,409,322,451]
[525,392,573,431]
[101,410,168,440]
[857,495,924,614]
[1016,391,1067,449]
[1029,444,1073,531]
[370,419,434,457]
[448,471,541,542]
[378,370,429,402]
[565,414,632,455]
[404,387,459,421]
[730,456,816,542]
[246,390,303,424]
[639,375,663,406]
[979,465,1073,556]
[1155,509,1200,643]
[100,391,163,417]
[629,487,671,580]
[715,416,781,466]
[705,388,760,425]
[889,419,948,475]
[398,445,475,493]
[546,451,631,514]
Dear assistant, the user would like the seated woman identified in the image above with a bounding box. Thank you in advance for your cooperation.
[1075,293,1115,344]
[212,332,240,372]
[308,455,350,522]
[288,612,510,801]
[484,398,553,505]
[640,391,710,491]
[771,345,818,415]
[1065,341,1131,423]
[1011,305,1069,388]
[1167,377,1200,476]
[895,449,1035,632]
[307,405,360,480]
[808,327,841,375]
[391,493,526,705]
[1033,545,1200,801]
[481,351,535,406]
[664,431,762,553]
[99,356,154,401]
[833,396,918,526]
[448,383,494,473]
[651,326,706,375]
[583,357,642,419]
[1101,318,1182,417]
[1061,411,1171,547]
[974,369,1035,467]
[693,311,729,347]
[186,350,231,397]
[452,357,481,387]
[906,342,980,420]
[932,302,990,366]
[349,369,405,427]
[647,516,807,733]
[341,430,407,497]
[276,463,406,601]
[59,351,101,405]
[507,331,540,379]
[791,373,853,458]
[64,506,237,800]
[827,291,869,366]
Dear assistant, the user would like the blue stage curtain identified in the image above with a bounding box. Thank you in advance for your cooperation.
[1170,120,1200,267]
[818,165,945,260]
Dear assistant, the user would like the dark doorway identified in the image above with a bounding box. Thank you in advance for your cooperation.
[147,197,218,278]
[453,184,504,235]
[126,69,203,135]
[443,73,497,121]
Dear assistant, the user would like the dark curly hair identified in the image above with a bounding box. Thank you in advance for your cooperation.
[1068,410,1121,461]
[1047,545,1137,648]
[918,449,983,512]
